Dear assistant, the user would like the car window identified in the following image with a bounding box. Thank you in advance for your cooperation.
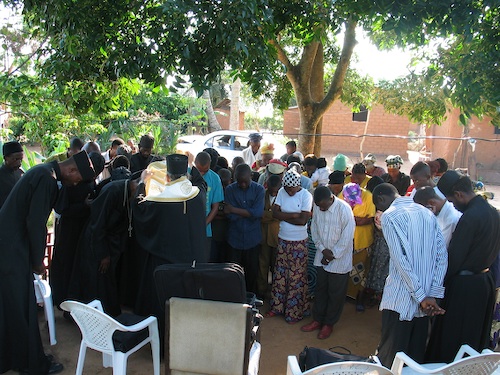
[204,136,214,148]
[214,135,231,149]
[233,136,248,151]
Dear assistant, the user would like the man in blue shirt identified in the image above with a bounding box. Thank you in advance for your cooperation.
[194,151,225,260]
[224,163,265,293]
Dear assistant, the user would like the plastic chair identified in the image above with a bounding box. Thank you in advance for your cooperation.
[60,300,160,375]
[165,297,261,375]
[391,344,500,374]
[287,355,395,375]
[33,273,56,345]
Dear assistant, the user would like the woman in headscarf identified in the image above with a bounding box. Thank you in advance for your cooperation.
[266,169,313,323]
[341,182,376,311]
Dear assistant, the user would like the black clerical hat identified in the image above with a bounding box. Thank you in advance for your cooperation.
[166,154,188,175]
[73,150,96,182]
[437,170,463,197]
[2,141,23,156]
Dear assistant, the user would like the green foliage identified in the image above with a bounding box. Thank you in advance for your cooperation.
[21,145,45,171]
[244,111,284,133]
[375,73,448,126]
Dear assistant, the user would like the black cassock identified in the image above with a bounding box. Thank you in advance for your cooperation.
[0,162,60,374]
[69,180,131,316]
[0,164,23,209]
[132,169,208,319]
[50,182,93,306]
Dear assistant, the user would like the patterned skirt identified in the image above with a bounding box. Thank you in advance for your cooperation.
[347,246,371,299]
[270,238,309,323]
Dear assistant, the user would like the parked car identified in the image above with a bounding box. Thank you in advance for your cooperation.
[176,130,287,165]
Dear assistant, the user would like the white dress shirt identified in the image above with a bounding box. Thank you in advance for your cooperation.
[380,197,448,321]
[436,200,462,247]
[311,197,355,274]
[242,147,261,166]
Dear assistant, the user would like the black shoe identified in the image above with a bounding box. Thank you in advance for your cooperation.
[48,361,64,374]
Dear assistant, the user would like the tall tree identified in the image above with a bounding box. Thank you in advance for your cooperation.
[5,0,499,153]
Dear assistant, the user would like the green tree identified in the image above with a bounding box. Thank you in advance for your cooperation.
[5,0,499,154]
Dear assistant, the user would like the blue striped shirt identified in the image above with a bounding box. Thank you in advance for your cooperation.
[380,197,447,321]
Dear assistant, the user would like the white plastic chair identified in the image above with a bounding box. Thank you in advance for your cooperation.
[391,344,500,374]
[287,355,395,375]
[33,273,56,345]
[60,300,160,375]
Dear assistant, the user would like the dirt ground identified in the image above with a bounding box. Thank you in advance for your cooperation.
[4,299,381,375]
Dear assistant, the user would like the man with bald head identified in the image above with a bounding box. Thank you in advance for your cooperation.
[0,151,95,375]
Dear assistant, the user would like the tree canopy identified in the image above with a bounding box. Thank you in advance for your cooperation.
[3,0,500,153]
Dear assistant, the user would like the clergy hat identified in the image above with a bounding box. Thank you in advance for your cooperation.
[329,170,345,185]
[139,134,155,148]
[437,170,463,197]
[72,150,96,182]
[167,154,188,175]
[3,141,23,156]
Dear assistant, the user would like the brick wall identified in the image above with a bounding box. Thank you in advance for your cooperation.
[283,102,418,157]
[426,109,500,171]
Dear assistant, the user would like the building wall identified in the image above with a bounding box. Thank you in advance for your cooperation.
[426,109,500,176]
[215,109,245,130]
[283,102,418,157]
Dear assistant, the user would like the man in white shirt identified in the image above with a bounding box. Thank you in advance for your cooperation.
[413,186,462,247]
[372,183,447,367]
[301,186,355,339]
[242,133,262,166]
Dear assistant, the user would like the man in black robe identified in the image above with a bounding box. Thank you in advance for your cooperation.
[426,170,500,362]
[130,134,163,173]
[133,154,207,319]
[70,171,135,316]
[0,150,94,375]
[50,152,104,307]
[0,141,24,208]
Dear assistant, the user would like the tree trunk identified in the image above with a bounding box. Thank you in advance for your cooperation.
[203,90,221,133]
[311,44,324,156]
[229,78,241,130]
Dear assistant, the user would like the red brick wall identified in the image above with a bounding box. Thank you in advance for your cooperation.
[283,102,417,157]
[426,109,500,171]
[215,109,245,130]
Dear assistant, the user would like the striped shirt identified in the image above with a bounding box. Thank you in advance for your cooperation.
[311,197,355,274]
[380,197,447,321]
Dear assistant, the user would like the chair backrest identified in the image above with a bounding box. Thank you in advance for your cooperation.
[166,297,253,375]
[60,300,126,353]
[304,361,394,375]
[438,353,500,375]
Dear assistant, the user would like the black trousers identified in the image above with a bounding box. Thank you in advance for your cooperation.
[312,267,349,326]
[230,245,260,294]
[377,309,429,368]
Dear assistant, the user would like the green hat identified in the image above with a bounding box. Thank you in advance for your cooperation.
[333,154,348,172]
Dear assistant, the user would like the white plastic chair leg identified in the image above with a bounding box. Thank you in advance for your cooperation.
[112,352,128,375]
[150,326,160,375]
[76,342,87,375]
[43,295,57,345]
[103,352,113,368]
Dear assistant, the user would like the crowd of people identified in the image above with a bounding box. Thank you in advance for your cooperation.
[0,131,499,374]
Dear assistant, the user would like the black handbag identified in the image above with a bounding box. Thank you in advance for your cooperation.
[298,345,376,371]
